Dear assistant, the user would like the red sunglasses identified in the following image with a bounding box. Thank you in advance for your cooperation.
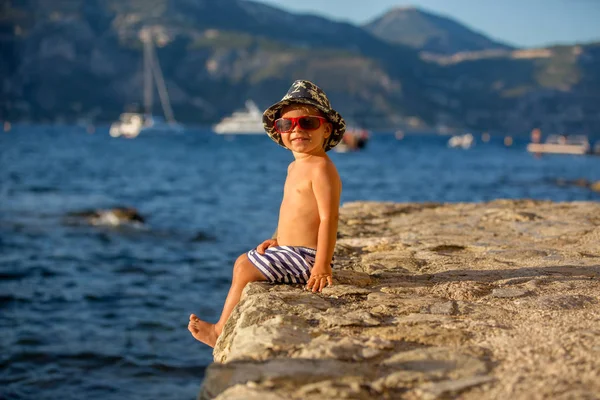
[274,116,327,134]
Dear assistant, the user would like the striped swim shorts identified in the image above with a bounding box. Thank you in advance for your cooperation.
[247,246,332,284]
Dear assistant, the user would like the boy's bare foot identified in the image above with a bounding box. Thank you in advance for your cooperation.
[188,314,218,348]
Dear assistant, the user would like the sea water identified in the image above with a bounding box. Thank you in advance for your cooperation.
[1,125,598,399]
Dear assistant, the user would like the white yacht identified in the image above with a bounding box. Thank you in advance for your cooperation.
[213,100,264,134]
[110,27,183,139]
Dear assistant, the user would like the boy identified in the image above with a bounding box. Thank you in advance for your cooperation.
[188,80,346,347]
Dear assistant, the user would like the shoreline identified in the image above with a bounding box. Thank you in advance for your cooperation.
[200,199,600,399]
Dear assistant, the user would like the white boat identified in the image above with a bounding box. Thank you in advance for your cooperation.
[526,134,591,155]
[213,100,264,134]
[109,114,183,138]
[448,133,474,149]
[110,28,183,139]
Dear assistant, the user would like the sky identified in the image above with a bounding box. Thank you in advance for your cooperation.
[251,0,600,48]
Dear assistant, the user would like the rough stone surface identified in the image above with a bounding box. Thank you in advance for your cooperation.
[200,200,600,399]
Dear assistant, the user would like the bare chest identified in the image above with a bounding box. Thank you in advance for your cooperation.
[282,169,314,204]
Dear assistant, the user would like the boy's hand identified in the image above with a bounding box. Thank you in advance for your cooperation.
[256,239,278,254]
[306,268,333,293]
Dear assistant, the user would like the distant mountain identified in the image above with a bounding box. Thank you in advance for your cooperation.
[0,0,435,126]
[423,42,600,134]
[363,7,513,55]
[1,0,599,134]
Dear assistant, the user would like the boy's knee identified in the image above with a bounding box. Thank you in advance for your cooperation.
[232,254,263,282]
[233,254,248,272]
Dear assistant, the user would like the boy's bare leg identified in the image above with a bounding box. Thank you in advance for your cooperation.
[188,254,267,347]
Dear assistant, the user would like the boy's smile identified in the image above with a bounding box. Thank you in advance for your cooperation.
[291,136,309,143]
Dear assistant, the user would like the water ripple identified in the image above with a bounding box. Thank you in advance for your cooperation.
[1,126,598,399]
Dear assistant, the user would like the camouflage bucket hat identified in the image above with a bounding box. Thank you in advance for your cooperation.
[263,80,346,152]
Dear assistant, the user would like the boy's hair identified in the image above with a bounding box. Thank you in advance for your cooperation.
[280,103,327,118]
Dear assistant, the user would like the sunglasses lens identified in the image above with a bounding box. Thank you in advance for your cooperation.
[275,119,293,133]
[298,116,321,130]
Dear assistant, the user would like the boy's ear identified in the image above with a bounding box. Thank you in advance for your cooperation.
[324,122,332,138]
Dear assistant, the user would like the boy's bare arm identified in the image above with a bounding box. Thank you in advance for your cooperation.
[306,161,341,292]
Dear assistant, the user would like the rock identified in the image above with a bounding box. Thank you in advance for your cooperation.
[320,309,381,327]
[371,370,426,391]
[427,281,492,301]
[331,270,372,287]
[536,295,597,310]
[423,301,458,315]
[382,347,488,382]
[201,200,600,399]
[295,380,368,399]
[415,375,494,399]
[481,208,542,222]
[201,359,377,399]
[321,285,372,297]
[360,251,423,274]
[277,292,332,311]
[223,315,312,362]
[491,288,530,298]
[65,206,145,226]
[295,336,383,361]
[393,313,453,325]
[365,291,398,305]
[492,249,548,260]
[213,385,287,400]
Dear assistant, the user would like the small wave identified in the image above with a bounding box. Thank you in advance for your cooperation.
[113,265,150,274]
[0,294,33,307]
[0,271,31,280]
[2,350,208,379]
[190,230,217,242]
[134,320,176,331]
[26,186,58,193]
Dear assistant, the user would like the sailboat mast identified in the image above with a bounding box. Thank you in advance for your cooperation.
[148,41,176,124]
[141,28,154,120]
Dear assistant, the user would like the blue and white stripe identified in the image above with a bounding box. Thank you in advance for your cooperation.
[247,246,331,284]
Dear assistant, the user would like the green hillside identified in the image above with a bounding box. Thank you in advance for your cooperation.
[1,0,598,134]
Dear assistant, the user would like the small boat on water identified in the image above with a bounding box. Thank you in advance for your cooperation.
[526,134,592,155]
[333,129,370,153]
[448,133,474,149]
[109,114,183,138]
[213,100,264,134]
[110,113,144,138]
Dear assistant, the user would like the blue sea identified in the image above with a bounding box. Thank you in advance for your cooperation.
[1,125,599,400]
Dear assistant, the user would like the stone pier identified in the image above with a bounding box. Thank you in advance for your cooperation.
[200,200,600,399]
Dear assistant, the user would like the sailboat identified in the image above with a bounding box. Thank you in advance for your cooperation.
[110,27,183,138]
